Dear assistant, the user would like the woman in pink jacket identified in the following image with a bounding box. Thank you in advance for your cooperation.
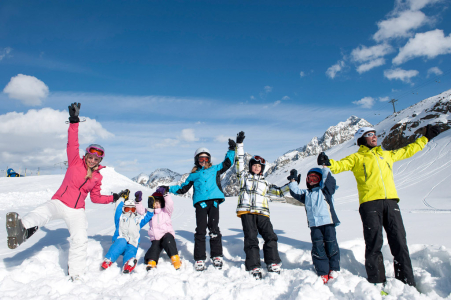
[144,188,181,270]
[6,103,125,282]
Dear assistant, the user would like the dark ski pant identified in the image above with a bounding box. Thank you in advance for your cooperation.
[194,200,222,261]
[310,224,340,276]
[359,199,415,286]
[241,213,281,271]
[144,233,178,264]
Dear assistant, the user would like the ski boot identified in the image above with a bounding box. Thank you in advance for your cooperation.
[123,258,137,274]
[328,270,339,280]
[374,283,388,296]
[171,255,182,270]
[250,268,263,280]
[101,258,113,270]
[69,275,84,283]
[267,262,282,274]
[146,260,157,271]
[212,256,223,270]
[6,212,37,249]
[194,260,206,271]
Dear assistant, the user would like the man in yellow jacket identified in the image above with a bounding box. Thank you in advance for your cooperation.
[317,125,440,287]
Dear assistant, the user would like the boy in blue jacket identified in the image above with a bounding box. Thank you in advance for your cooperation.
[101,190,154,274]
[287,168,340,284]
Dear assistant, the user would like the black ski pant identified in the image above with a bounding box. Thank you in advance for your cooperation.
[194,200,222,261]
[310,224,340,276]
[144,233,178,264]
[241,213,281,271]
[359,199,415,286]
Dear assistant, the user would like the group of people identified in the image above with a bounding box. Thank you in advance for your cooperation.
[6,102,441,290]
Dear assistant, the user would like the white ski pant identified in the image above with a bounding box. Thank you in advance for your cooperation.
[22,200,88,277]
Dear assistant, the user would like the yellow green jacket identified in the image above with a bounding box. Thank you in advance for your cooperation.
[329,137,428,205]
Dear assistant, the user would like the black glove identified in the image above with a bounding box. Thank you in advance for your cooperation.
[228,138,236,150]
[236,131,245,144]
[287,169,301,184]
[68,102,81,123]
[114,189,130,202]
[148,196,155,209]
[317,152,331,166]
[424,124,440,141]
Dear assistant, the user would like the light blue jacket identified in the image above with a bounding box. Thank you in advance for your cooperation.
[169,150,235,206]
[289,168,340,228]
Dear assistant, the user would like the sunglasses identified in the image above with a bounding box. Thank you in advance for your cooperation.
[198,156,210,163]
[87,146,105,158]
[363,132,376,138]
[123,206,136,213]
[253,155,266,164]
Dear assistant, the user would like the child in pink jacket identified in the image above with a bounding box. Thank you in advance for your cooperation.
[144,188,181,270]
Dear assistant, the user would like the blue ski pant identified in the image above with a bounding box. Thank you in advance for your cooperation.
[310,224,340,275]
[105,238,138,266]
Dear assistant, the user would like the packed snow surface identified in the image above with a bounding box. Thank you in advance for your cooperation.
[1,132,451,299]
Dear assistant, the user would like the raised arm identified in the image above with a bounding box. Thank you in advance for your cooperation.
[288,179,307,204]
[169,174,195,195]
[321,168,337,196]
[67,103,82,166]
[90,179,114,204]
[235,132,246,177]
[267,183,289,197]
[329,153,357,174]
[162,194,174,216]
[389,136,428,162]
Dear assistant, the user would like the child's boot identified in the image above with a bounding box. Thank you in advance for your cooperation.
[123,258,137,274]
[171,255,182,270]
[146,260,157,271]
[6,212,36,249]
[328,270,339,280]
[321,275,329,284]
[250,267,263,280]
[101,258,113,270]
[194,260,206,271]
[267,262,282,274]
[211,256,223,270]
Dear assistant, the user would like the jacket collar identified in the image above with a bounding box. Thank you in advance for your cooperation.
[358,145,383,155]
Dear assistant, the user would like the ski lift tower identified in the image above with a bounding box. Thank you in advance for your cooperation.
[54,161,68,174]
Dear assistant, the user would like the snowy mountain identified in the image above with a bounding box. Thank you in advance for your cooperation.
[132,168,192,198]
[265,116,372,177]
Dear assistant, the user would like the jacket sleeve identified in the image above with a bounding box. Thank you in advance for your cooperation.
[267,182,289,197]
[163,194,174,216]
[90,179,114,204]
[389,136,428,162]
[288,182,306,204]
[235,143,245,178]
[216,149,235,175]
[114,200,124,228]
[67,123,82,166]
[169,173,194,195]
[321,168,337,196]
[329,153,357,174]
[140,210,154,228]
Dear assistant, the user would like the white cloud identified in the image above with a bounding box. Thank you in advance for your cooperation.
[0,47,12,61]
[427,66,443,77]
[155,138,180,148]
[180,128,199,142]
[215,135,231,143]
[250,95,255,100]
[0,108,113,170]
[326,60,345,79]
[356,58,386,74]
[282,96,290,100]
[394,0,443,12]
[373,10,430,42]
[351,44,394,62]
[273,100,281,106]
[352,97,375,109]
[393,29,451,64]
[379,96,390,102]
[300,71,305,77]
[264,86,272,93]
[3,74,49,106]
[384,68,419,83]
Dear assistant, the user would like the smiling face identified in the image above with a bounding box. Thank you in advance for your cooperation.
[364,131,378,148]
[154,200,161,209]
[251,163,262,175]
[85,153,101,168]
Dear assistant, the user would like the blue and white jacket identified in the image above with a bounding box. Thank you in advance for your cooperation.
[169,149,235,206]
[112,199,154,247]
[288,168,340,228]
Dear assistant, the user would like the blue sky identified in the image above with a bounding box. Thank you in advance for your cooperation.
[1,0,450,177]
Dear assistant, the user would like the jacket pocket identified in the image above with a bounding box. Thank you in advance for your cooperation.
[60,186,68,197]
[363,163,368,182]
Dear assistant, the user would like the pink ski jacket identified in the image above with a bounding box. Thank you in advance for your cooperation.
[148,194,176,241]
[51,123,114,209]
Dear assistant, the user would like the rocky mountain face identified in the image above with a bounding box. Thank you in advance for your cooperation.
[265,116,372,176]
[378,89,451,150]
[131,168,193,198]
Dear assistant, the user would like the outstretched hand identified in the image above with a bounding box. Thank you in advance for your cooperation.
[68,103,81,123]
[236,131,245,144]
[228,138,236,150]
[113,189,130,202]
[287,169,301,184]
[317,152,331,166]
[424,124,440,141]
[156,186,169,195]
